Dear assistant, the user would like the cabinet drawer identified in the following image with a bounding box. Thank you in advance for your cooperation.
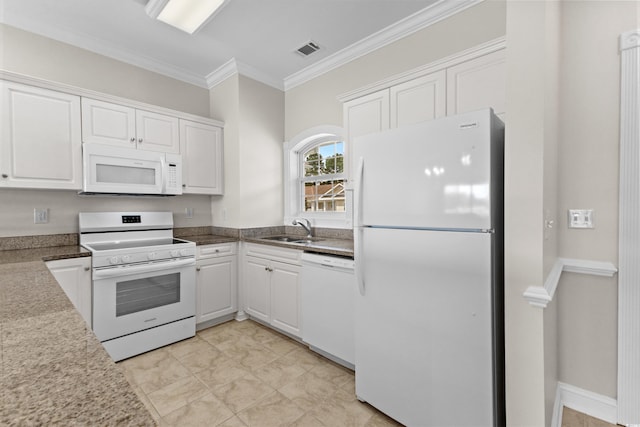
[244,243,301,265]
[197,243,237,259]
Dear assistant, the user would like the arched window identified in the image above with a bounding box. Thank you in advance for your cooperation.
[284,126,351,229]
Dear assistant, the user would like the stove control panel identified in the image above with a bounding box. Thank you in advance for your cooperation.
[122,215,142,223]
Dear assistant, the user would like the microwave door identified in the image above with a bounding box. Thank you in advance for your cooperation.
[83,145,164,194]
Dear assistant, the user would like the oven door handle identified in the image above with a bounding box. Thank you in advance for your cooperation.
[93,258,196,279]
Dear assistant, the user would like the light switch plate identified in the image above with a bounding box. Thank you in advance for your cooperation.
[185,207,194,219]
[568,209,594,228]
[34,208,49,224]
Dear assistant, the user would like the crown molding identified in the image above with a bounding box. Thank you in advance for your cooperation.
[205,58,284,91]
[4,0,485,93]
[283,0,485,91]
[2,18,209,88]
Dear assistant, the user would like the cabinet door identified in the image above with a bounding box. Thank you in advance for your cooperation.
[446,49,506,119]
[81,98,136,147]
[1,81,82,189]
[197,256,237,324]
[390,70,446,128]
[344,89,390,141]
[46,257,92,326]
[243,256,271,323]
[343,89,390,179]
[270,260,301,338]
[180,120,224,195]
[136,109,179,153]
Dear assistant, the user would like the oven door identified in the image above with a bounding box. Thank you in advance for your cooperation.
[92,258,196,342]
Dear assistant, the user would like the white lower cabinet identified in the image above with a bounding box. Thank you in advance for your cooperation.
[46,257,92,326]
[243,243,302,338]
[196,243,237,325]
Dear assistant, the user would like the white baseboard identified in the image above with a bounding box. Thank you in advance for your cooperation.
[551,382,617,427]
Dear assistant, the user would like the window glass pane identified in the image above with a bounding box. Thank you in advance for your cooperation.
[304,182,317,212]
[304,148,320,177]
[302,179,346,212]
[299,140,346,213]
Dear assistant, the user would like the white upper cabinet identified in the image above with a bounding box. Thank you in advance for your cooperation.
[81,98,180,153]
[343,45,506,162]
[446,49,506,119]
[343,89,390,143]
[0,81,82,190]
[390,70,446,128]
[136,109,180,153]
[179,119,224,195]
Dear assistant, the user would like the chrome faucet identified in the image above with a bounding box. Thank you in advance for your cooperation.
[292,218,313,238]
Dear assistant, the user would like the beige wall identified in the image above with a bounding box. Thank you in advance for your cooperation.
[504,1,548,423]
[0,24,210,116]
[555,0,638,400]
[210,75,241,227]
[284,0,507,140]
[0,23,215,236]
[210,75,285,228]
[0,189,212,237]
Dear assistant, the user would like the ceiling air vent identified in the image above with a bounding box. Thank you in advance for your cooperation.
[296,41,320,57]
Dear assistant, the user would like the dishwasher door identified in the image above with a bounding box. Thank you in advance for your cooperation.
[300,252,356,368]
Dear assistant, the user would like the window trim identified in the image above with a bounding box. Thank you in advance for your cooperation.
[284,125,351,229]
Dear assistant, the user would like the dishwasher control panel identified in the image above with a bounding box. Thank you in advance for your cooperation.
[301,252,354,269]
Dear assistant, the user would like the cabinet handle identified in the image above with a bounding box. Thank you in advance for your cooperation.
[265,267,273,272]
[196,267,201,272]
[84,267,90,271]
[130,137,136,142]
[138,138,143,143]
[1,174,7,178]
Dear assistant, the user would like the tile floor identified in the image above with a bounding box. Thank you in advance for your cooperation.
[120,320,618,427]
[119,319,402,426]
[561,407,617,427]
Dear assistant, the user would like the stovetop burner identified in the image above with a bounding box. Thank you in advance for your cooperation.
[79,212,196,268]
[85,238,191,251]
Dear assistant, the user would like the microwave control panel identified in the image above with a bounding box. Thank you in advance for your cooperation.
[167,164,178,188]
[164,153,182,194]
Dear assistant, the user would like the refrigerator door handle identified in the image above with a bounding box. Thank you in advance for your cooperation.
[355,156,365,295]
[356,226,365,295]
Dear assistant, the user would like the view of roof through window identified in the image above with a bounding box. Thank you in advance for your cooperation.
[302,141,345,212]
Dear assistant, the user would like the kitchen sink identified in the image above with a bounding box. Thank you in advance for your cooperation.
[261,235,324,244]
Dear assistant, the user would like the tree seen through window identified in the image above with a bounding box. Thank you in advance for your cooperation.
[302,141,345,212]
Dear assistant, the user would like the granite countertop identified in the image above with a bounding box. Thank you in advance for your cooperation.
[180,234,239,246]
[181,231,354,258]
[0,246,155,426]
[242,236,354,258]
[0,230,351,425]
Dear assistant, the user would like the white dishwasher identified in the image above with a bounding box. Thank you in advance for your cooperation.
[300,252,355,369]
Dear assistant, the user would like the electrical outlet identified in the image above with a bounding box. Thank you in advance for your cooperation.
[568,209,594,229]
[185,207,194,219]
[34,208,49,224]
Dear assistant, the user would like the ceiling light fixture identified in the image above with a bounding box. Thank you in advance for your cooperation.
[145,0,229,34]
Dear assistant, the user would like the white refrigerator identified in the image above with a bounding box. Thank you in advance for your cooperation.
[352,108,505,427]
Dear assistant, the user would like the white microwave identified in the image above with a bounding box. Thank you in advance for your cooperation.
[81,143,182,196]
